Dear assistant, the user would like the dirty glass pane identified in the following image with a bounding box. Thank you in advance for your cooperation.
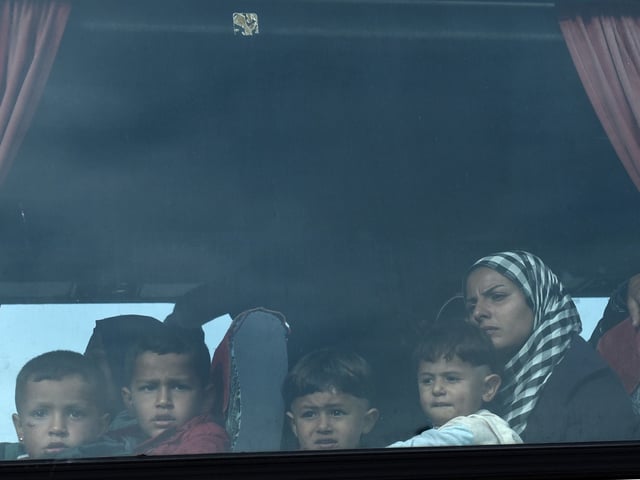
[0,0,638,469]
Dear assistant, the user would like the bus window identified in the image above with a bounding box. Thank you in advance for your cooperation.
[0,0,639,477]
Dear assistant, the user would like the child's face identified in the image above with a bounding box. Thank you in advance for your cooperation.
[122,352,208,439]
[417,356,500,428]
[286,389,379,450]
[12,375,108,459]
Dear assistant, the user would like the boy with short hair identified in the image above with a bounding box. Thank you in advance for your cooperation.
[282,348,380,450]
[118,324,229,455]
[12,350,110,459]
[388,322,522,447]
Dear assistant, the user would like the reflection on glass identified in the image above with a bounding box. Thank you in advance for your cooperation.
[0,0,639,471]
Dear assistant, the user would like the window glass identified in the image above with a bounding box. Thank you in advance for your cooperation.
[0,0,638,466]
[574,297,608,340]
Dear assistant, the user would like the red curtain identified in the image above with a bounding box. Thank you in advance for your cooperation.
[0,0,70,185]
[559,3,640,192]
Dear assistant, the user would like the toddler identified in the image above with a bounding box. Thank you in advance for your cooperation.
[282,348,379,450]
[389,322,522,447]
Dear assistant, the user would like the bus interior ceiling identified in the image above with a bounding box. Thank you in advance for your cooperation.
[0,0,638,365]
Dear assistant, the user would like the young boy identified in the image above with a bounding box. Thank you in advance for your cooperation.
[388,322,522,447]
[12,350,110,459]
[117,323,229,455]
[282,348,380,450]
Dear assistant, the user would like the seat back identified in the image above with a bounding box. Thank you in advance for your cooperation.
[211,308,289,452]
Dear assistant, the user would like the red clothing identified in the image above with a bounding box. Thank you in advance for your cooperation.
[136,415,230,456]
[597,316,640,394]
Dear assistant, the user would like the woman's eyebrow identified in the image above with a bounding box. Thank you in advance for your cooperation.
[480,284,506,296]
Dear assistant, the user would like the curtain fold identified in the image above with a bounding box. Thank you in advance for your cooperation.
[559,3,640,191]
[0,0,70,185]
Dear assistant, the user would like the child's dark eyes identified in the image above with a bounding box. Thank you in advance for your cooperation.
[172,383,192,391]
[68,408,86,420]
[419,376,460,384]
[299,409,345,418]
[29,408,48,418]
[137,383,193,392]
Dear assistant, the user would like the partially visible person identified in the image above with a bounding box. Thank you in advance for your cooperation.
[282,348,380,450]
[388,322,521,447]
[589,273,640,415]
[464,251,638,443]
[11,350,110,459]
[589,273,640,346]
[83,314,164,419]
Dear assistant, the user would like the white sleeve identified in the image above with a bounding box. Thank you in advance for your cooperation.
[443,411,523,445]
[386,424,475,448]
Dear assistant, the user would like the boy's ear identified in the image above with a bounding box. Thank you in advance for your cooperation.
[121,386,133,412]
[482,373,501,403]
[361,407,380,435]
[286,411,298,438]
[12,413,24,442]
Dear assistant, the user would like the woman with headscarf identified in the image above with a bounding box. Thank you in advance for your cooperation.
[464,250,638,443]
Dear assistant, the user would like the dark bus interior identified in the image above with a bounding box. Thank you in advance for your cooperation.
[1,0,639,477]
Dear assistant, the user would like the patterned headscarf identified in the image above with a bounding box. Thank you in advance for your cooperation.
[465,251,582,435]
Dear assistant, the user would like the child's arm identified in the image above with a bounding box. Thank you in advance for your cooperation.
[386,424,474,448]
[141,419,230,455]
[387,411,523,447]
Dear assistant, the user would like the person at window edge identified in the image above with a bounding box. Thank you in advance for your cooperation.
[589,273,640,416]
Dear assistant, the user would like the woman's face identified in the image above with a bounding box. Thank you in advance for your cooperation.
[465,267,534,357]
